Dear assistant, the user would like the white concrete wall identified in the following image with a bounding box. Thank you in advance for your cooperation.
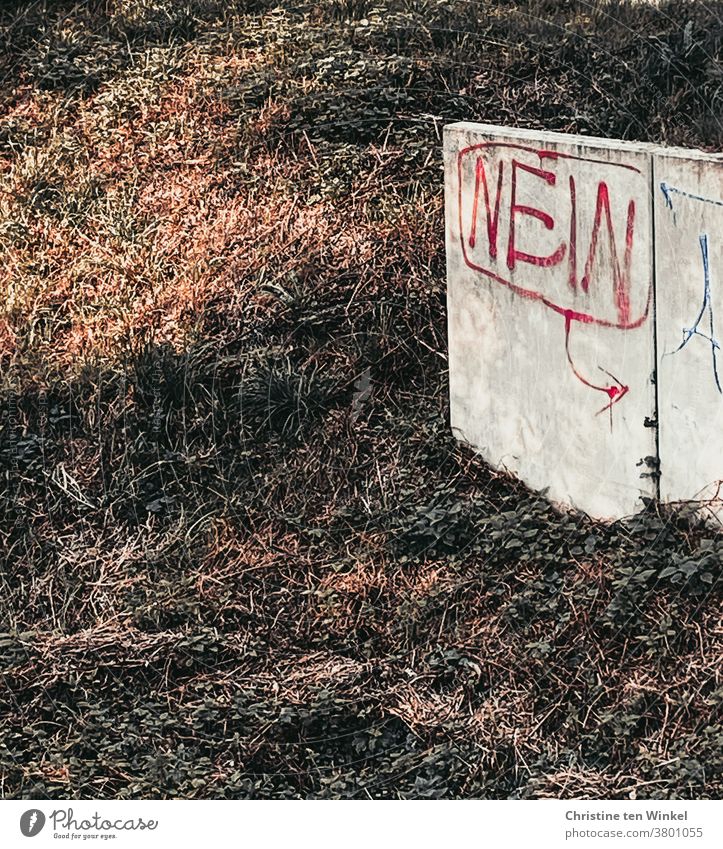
[445,123,658,519]
[654,149,723,510]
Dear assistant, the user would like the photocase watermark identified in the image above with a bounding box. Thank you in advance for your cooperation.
[152,354,163,439]
[18,808,158,840]
[6,388,19,476]
[38,388,48,441]
[20,810,46,838]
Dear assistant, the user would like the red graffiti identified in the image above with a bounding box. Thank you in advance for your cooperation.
[458,142,650,330]
[580,181,635,327]
[468,157,503,256]
[507,159,567,271]
[457,142,650,414]
[564,311,629,421]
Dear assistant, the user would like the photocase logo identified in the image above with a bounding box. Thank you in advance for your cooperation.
[20,810,46,837]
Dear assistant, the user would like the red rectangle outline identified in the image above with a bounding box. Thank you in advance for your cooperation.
[457,142,652,330]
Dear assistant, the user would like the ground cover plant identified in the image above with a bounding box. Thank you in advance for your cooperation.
[0,0,721,799]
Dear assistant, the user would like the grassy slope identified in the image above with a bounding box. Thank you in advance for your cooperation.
[0,0,721,798]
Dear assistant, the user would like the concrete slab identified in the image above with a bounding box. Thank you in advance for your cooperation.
[445,123,657,519]
[654,149,723,510]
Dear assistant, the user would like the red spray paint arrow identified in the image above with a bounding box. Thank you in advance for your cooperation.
[563,311,629,423]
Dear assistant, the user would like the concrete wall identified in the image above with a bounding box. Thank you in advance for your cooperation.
[445,123,723,520]
[654,149,723,511]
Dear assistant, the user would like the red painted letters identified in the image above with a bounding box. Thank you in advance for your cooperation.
[456,141,650,414]
[506,159,566,271]
[458,142,650,331]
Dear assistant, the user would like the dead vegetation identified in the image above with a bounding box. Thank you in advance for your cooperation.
[0,0,721,799]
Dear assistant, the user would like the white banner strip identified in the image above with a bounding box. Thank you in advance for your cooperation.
[1,799,721,849]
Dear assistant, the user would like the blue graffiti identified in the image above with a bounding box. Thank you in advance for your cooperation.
[660,181,723,226]
[668,234,721,394]
[660,183,722,394]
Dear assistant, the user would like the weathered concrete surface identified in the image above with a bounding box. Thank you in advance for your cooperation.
[445,123,657,519]
[654,149,723,509]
